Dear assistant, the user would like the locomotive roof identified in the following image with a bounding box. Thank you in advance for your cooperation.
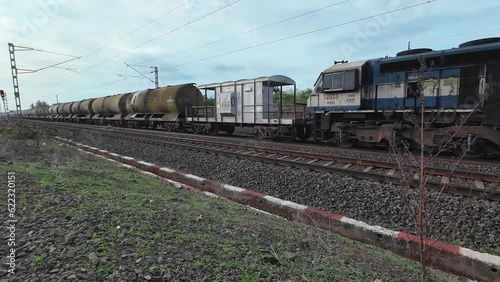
[198,75,296,90]
[376,41,500,64]
[323,60,368,73]
[322,41,500,73]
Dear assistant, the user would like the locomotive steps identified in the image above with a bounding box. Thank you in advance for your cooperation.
[55,136,500,282]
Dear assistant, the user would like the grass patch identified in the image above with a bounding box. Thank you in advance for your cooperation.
[0,139,464,281]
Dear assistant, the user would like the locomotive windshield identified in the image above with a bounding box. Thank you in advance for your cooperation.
[316,70,357,92]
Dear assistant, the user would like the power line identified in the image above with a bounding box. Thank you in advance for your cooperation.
[38,1,190,90]
[163,0,438,70]
[411,28,500,44]
[139,0,351,64]
[82,78,129,91]
[83,0,191,58]
[13,46,81,58]
[47,0,242,89]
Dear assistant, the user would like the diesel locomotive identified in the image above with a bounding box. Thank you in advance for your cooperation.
[307,37,500,157]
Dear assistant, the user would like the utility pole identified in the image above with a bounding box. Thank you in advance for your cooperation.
[123,63,160,88]
[56,94,58,103]
[154,66,159,88]
[7,43,80,121]
[8,43,22,120]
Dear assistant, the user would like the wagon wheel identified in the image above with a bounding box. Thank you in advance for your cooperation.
[296,126,311,142]
[177,123,186,133]
[254,129,264,141]
[192,124,201,134]
[271,128,281,141]
[208,124,218,136]
[225,126,235,136]
[281,127,297,143]
[164,123,173,132]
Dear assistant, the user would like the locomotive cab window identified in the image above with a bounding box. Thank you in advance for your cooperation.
[322,70,357,92]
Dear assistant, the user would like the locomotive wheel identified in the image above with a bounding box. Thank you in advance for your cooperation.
[452,143,486,159]
[338,141,356,148]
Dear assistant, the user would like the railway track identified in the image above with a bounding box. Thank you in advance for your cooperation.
[42,121,500,201]
[26,119,500,168]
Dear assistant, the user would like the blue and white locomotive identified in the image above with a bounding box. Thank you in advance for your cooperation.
[307,38,500,157]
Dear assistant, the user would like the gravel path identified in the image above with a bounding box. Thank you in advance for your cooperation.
[63,128,500,252]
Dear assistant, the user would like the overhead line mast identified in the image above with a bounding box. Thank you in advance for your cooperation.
[8,43,22,119]
[7,43,81,120]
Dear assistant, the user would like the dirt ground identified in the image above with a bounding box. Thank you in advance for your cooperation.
[0,127,461,281]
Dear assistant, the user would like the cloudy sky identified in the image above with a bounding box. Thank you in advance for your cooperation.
[0,0,499,110]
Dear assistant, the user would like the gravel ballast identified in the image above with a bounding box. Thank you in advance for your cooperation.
[63,128,500,253]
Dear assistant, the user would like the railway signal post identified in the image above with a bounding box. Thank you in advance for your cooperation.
[1,90,8,121]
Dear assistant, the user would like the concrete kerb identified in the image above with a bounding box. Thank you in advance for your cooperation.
[54,137,500,282]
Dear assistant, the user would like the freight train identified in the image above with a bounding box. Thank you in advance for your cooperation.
[20,37,500,157]
[22,76,308,141]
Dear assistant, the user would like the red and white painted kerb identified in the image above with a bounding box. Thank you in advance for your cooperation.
[55,137,500,282]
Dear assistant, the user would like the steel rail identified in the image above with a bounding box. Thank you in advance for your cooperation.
[63,127,499,201]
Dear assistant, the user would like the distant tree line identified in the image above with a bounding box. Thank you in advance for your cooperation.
[30,100,49,109]
[201,88,312,106]
[273,88,311,105]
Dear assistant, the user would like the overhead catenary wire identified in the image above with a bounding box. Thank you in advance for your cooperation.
[55,0,436,96]
[410,28,500,44]
[138,0,351,64]
[47,0,242,89]
[38,1,191,90]
[13,46,81,58]
[162,0,438,70]
[82,0,192,58]
[81,78,130,91]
